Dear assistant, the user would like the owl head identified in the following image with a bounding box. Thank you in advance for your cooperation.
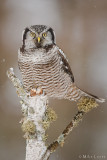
[22,25,56,50]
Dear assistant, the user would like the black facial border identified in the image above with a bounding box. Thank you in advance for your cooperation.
[23,28,30,45]
[47,28,55,43]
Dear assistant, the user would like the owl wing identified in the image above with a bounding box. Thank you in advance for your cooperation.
[57,47,74,82]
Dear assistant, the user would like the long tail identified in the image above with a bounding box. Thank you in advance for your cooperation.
[78,88,105,103]
[66,85,105,103]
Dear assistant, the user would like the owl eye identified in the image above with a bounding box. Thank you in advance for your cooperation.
[30,32,36,38]
[42,32,47,37]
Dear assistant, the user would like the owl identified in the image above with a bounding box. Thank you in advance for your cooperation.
[18,25,104,103]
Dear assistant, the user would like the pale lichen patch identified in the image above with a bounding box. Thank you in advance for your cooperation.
[21,120,36,135]
[77,96,98,113]
[42,107,57,130]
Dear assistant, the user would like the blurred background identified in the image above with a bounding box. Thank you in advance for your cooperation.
[0,0,107,160]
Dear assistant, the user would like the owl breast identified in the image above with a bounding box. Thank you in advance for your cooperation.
[18,46,72,99]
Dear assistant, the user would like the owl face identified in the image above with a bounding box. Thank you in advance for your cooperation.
[22,25,56,50]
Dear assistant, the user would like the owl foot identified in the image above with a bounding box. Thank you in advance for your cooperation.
[30,87,43,97]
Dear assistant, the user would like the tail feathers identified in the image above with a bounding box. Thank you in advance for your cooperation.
[66,85,105,103]
[80,89,105,103]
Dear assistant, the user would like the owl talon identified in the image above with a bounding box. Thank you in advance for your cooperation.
[30,88,37,97]
[36,87,43,95]
[30,87,43,97]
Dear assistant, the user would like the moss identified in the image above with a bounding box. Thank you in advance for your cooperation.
[21,120,36,135]
[42,121,50,130]
[21,108,28,116]
[42,107,57,130]
[20,100,28,116]
[42,134,48,142]
[23,132,36,139]
[46,107,57,122]
[57,134,65,147]
[29,107,35,114]
[77,96,98,113]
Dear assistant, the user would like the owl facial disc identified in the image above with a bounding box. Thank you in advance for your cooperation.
[22,25,56,50]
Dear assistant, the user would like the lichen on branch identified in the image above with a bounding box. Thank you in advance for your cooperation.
[7,68,101,160]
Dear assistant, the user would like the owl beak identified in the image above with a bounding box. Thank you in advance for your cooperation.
[37,37,41,43]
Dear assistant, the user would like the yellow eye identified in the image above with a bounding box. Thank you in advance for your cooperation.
[42,32,47,37]
[30,32,36,38]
